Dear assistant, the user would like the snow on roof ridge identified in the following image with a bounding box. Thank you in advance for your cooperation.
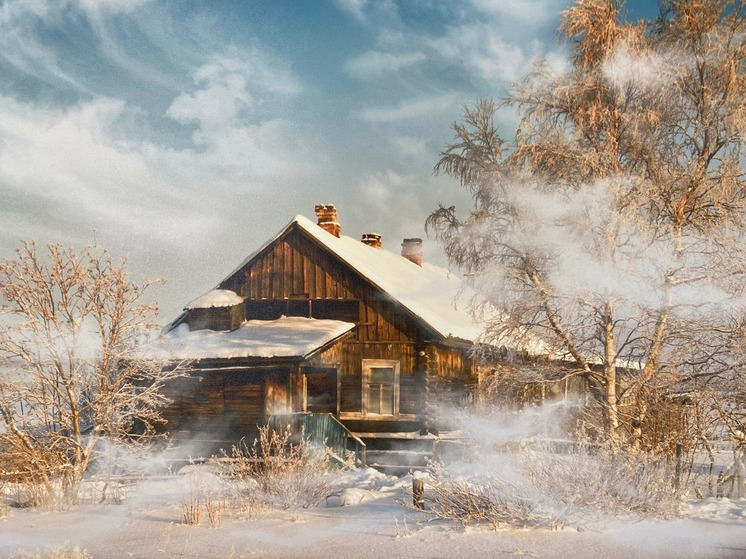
[218,212,484,342]
[291,214,483,341]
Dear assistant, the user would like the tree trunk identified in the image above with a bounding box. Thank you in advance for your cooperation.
[603,303,619,439]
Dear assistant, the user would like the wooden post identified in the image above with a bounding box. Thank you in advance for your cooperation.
[413,477,425,510]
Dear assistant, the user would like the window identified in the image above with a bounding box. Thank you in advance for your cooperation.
[362,360,399,416]
[244,299,358,322]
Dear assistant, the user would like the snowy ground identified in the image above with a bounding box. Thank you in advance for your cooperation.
[1,468,745,559]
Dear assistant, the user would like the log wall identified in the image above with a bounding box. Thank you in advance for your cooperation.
[160,368,290,440]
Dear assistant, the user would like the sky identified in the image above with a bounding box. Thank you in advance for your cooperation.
[0,0,660,322]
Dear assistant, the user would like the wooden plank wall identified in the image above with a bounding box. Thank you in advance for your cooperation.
[225,230,357,300]
[309,340,422,414]
[422,345,479,428]
[161,369,289,439]
[223,370,265,434]
[217,226,475,422]
[224,229,423,345]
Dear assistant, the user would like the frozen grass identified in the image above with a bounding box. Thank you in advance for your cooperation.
[177,464,232,527]
[0,476,6,516]
[1,425,351,535]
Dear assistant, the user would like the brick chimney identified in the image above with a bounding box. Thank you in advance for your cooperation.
[361,233,382,249]
[314,204,340,237]
[401,238,423,266]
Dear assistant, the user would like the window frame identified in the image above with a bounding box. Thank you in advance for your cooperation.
[362,359,400,416]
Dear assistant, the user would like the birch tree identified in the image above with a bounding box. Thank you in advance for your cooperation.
[0,241,179,506]
[428,0,746,448]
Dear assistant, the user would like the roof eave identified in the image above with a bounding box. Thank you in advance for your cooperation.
[301,327,355,360]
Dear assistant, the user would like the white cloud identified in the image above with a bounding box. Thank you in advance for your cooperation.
[0,0,151,23]
[472,36,530,82]
[0,53,321,244]
[391,136,427,157]
[77,0,152,15]
[168,54,300,134]
[163,55,313,179]
[345,50,426,79]
[333,0,367,22]
[167,66,254,134]
[0,85,331,318]
[0,0,573,321]
[469,0,566,24]
[428,23,540,84]
[0,0,52,25]
[0,97,206,241]
[348,170,460,264]
[354,94,457,123]
[359,172,395,209]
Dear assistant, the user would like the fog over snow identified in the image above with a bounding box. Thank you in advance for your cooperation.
[0,0,659,323]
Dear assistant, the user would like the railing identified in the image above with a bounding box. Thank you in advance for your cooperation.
[268,412,366,467]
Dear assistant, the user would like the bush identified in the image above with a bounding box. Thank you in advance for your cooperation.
[178,466,232,527]
[416,463,561,529]
[222,425,340,510]
[415,440,681,529]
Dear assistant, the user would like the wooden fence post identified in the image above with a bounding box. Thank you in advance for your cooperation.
[413,477,424,510]
[674,442,683,491]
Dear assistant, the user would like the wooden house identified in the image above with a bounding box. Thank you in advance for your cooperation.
[159,204,488,470]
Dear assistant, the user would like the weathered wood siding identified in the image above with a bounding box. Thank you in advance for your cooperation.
[224,229,357,300]
[220,227,436,420]
[222,228,430,345]
[422,345,478,428]
[187,304,244,332]
[223,370,264,434]
[212,224,474,427]
[161,368,290,439]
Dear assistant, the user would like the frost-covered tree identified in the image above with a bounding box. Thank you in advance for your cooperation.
[0,241,179,506]
[428,0,746,448]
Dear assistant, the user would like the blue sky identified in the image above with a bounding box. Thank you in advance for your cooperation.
[0,0,660,321]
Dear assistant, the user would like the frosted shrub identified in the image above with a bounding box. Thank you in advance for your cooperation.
[417,441,681,529]
[177,465,231,527]
[417,462,564,529]
[523,442,681,519]
[223,425,338,510]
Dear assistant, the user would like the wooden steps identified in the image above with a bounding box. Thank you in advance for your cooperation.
[354,431,436,475]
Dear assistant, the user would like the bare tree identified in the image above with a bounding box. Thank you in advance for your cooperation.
[0,240,179,506]
[428,0,746,449]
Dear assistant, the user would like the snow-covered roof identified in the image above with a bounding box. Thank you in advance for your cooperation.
[225,214,483,342]
[185,289,244,310]
[157,316,355,360]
